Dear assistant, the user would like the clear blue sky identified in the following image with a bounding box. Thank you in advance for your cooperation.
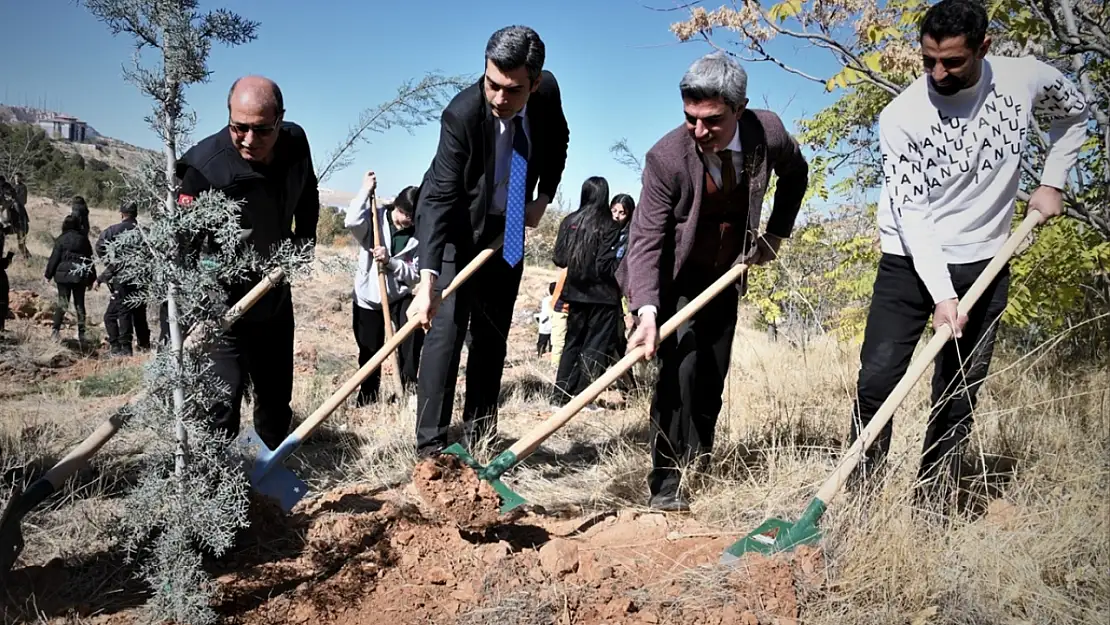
[0,0,843,208]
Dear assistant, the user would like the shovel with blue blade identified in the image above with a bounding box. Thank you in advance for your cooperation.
[718,211,1043,564]
[1,267,287,580]
[442,261,753,515]
[244,240,503,512]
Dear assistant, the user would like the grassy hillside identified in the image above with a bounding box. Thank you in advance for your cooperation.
[0,121,129,207]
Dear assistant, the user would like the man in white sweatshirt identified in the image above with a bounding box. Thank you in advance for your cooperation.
[345,171,423,406]
[850,0,1089,506]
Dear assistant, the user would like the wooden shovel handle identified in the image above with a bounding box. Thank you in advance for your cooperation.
[506,262,751,462]
[370,195,403,391]
[42,266,287,488]
[286,238,504,444]
[815,211,1042,503]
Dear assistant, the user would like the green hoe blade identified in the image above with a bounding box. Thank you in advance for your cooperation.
[719,498,826,564]
[439,444,528,516]
[440,442,482,469]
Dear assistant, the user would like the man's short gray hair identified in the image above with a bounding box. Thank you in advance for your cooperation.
[679,51,748,110]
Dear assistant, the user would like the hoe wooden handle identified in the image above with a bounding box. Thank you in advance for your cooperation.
[287,239,504,444]
[42,266,287,488]
[506,262,751,463]
[816,211,1042,503]
[370,195,404,392]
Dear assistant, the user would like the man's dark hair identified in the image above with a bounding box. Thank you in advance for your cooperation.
[120,201,138,217]
[392,185,420,216]
[227,77,285,116]
[62,214,81,233]
[921,0,989,49]
[485,25,545,83]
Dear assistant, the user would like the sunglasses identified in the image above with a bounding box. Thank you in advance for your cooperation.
[229,117,281,136]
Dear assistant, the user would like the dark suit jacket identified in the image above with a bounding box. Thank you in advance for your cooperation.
[416,70,570,274]
[617,108,809,312]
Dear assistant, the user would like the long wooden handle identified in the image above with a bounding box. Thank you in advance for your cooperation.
[506,262,751,462]
[286,239,503,445]
[370,195,403,391]
[41,267,287,488]
[815,212,1041,503]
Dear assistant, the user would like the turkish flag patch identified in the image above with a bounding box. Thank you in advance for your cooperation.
[177,193,195,206]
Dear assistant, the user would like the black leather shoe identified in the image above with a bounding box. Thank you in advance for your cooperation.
[415,444,445,459]
[648,492,691,512]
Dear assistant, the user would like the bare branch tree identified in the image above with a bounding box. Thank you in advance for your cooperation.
[315,72,473,185]
[609,137,644,177]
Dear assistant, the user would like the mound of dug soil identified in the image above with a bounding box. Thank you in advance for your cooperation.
[411,455,504,531]
[7,484,826,625]
[215,485,827,625]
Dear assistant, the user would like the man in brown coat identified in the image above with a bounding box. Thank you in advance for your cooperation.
[619,52,809,511]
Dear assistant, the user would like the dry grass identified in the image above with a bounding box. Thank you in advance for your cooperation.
[1,195,1107,624]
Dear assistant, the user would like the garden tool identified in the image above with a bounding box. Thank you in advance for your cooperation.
[718,211,1043,564]
[243,239,503,512]
[370,194,404,394]
[0,267,287,579]
[442,261,752,515]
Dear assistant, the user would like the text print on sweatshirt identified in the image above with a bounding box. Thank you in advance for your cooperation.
[877,55,1089,304]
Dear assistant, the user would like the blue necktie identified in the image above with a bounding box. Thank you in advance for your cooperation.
[503,116,528,267]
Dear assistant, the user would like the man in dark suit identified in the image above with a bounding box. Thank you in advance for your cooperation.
[619,52,809,511]
[409,25,570,456]
[175,75,319,450]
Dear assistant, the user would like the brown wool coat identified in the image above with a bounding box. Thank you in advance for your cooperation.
[617,108,809,312]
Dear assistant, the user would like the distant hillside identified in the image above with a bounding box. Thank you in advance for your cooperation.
[0,105,156,176]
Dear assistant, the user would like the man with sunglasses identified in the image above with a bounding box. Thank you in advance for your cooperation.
[173,75,320,452]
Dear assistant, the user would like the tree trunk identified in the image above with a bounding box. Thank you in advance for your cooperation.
[163,83,188,481]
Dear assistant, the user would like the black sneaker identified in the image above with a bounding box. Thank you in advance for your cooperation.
[648,492,691,512]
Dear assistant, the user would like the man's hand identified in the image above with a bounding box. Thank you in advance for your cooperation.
[407,273,441,330]
[745,233,783,266]
[361,170,377,195]
[371,246,389,264]
[626,311,659,359]
[1028,185,1064,225]
[525,194,551,228]
[933,298,968,339]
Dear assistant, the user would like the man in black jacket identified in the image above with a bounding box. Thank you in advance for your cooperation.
[408,25,570,455]
[96,202,151,356]
[174,75,320,451]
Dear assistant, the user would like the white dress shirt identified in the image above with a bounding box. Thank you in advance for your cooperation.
[490,104,532,216]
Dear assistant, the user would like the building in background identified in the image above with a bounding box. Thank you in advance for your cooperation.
[37,115,88,142]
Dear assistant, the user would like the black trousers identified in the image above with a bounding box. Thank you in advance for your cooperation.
[649,273,740,497]
[352,294,423,405]
[415,241,524,453]
[53,283,87,333]
[104,283,151,354]
[536,332,551,356]
[552,302,622,406]
[850,253,1010,499]
[206,286,295,451]
[0,269,8,332]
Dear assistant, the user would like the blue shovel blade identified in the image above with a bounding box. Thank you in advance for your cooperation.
[239,428,310,513]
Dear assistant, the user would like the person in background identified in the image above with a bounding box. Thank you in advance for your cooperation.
[345,171,423,406]
[535,282,554,357]
[12,172,30,259]
[548,268,572,366]
[0,186,15,333]
[610,193,636,358]
[96,201,151,356]
[551,176,623,408]
[69,196,90,238]
[45,214,97,344]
